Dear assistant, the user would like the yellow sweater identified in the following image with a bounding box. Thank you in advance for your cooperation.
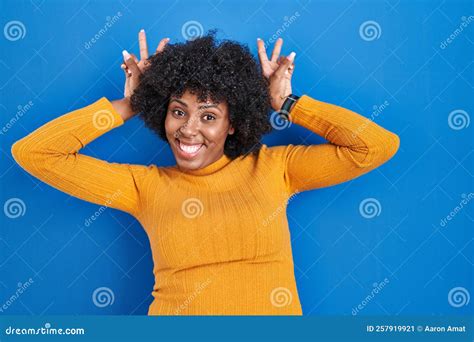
[11,95,399,315]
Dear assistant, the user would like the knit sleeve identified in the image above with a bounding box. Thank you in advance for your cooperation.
[10,97,153,218]
[278,94,400,194]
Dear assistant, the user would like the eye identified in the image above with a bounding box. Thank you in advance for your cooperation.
[203,113,216,121]
[172,109,185,117]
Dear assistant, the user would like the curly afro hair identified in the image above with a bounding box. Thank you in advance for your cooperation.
[130,30,273,159]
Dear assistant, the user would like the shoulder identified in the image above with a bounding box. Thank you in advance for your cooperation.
[125,163,169,184]
[251,144,301,172]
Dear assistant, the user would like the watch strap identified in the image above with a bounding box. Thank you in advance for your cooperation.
[279,94,300,119]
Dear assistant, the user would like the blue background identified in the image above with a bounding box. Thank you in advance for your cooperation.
[1,0,473,317]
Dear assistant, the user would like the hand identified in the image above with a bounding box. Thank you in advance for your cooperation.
[257,38,296,111]
[121,29,170,99]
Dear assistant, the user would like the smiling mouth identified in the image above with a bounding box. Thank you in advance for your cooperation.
[175,138,205,159]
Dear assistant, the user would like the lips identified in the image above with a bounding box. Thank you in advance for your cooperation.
[175,139,204,159]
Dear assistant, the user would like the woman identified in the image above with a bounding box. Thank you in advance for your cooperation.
[11,30,400,315]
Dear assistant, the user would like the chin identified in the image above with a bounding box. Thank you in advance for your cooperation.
[175,158,202,170]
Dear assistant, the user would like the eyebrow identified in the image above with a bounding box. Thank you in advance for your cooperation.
[169,98,222,113]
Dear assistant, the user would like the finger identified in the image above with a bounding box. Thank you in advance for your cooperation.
[287,63,295,76]
[257,38,269,64]
[139,29,149,60]
[124,70,130,97]
[121,63,131,76]
[122,51,139,64]
[270,38,283,62]
[121,63,131,77]
[278,56,295,70]
[156,37,170,53]
[120,52,138,76]
[121,54,138,69]
[130,53,139,64]
[122,50,140,75]
[274,51,296,78]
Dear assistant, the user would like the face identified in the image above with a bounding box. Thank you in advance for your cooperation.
[165,90,235,172]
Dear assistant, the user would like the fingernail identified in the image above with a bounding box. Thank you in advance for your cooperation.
[165,37,170,41]
[122,50,131,60]
[257,37,261,41]
[140,29,145,33]
[288,51,296,61]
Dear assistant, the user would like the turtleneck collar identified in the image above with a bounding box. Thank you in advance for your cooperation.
[175,153,233,176]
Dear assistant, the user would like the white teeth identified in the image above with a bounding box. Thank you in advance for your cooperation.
[179,141,203,154]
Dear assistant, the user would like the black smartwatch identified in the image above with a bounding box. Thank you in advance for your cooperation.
[279,94,300,119]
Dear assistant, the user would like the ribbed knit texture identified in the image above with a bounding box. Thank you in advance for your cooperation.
[11,94,399,315]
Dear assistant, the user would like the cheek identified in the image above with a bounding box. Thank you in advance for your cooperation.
[164,114,177,136]
[203,124,231,146]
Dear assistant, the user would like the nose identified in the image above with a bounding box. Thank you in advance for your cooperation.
[178,116,200,137]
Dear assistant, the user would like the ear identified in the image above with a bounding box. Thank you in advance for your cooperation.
[228,124,235,135]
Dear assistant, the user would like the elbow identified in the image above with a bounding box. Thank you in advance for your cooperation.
[386,131,400,160]
[11,139,27,167]
[370,131,400,167]
[11,138,37,171]
[354,131,400,169]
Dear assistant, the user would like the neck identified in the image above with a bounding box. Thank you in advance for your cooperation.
[177,153,233,176]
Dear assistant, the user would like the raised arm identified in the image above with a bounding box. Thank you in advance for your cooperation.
[11,30,170,218]
[257,37,399,194]
[10,97,152,217]
[280,95,399,194]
